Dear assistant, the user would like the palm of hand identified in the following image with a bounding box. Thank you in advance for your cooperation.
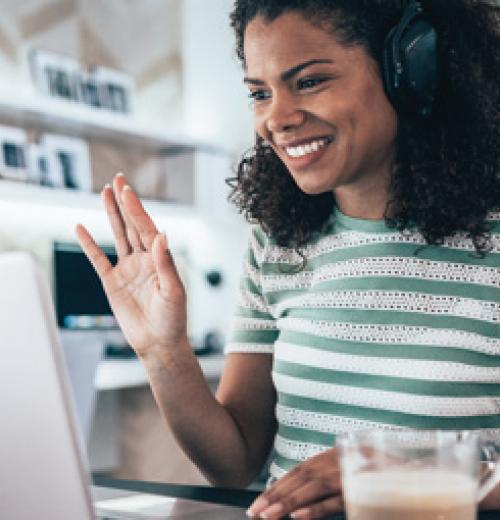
[76,177,189,358]
[102,251,186,356]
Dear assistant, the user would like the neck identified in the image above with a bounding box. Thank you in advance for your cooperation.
[334,159,393,221]
[334,177,392,221]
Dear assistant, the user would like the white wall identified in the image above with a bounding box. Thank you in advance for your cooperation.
[180,0,253,344]
[181,0,255,156]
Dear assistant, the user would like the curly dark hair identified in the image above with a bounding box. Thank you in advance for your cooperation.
[228,0,500,253]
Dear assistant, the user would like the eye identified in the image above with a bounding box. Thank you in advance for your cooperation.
[297,76,330,90]
[248,90,271,102]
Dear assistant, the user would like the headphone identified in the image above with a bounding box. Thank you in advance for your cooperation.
[383,0,438,117]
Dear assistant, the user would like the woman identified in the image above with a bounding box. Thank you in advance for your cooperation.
[76,0,500,518]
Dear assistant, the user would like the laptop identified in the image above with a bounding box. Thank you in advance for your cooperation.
[0,251,247,519]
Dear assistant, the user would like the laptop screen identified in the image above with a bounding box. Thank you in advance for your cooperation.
[0,251,95,519]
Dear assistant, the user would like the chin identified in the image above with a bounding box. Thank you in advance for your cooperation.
[298,185,329,196]
[292,176,335,196]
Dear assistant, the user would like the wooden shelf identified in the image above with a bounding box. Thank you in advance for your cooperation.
[0,91,214,153]
[94,354,225,390]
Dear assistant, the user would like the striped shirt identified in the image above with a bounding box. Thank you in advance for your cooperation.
[226,208,500,481]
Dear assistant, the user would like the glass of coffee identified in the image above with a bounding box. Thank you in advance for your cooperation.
[338,430,500,520]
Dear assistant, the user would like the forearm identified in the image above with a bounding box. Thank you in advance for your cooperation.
[140,342,257,487]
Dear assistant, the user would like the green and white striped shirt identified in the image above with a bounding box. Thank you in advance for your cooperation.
[226,208,500,481]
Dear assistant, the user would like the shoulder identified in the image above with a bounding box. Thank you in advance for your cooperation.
[250,224,325,267]
[250,224,268,250]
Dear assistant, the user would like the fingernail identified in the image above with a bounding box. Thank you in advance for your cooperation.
[260,503,283,518]
[103,183,111,190]
[248,497,269,515]
[290,508,309,519]
[116,172,124,177]
[123,184,131,191]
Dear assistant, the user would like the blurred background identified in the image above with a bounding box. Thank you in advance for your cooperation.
[0,0,259,486]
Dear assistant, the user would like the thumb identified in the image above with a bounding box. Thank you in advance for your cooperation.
[152,232,181,294]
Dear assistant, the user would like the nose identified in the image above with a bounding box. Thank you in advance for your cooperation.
[265,92,305,134]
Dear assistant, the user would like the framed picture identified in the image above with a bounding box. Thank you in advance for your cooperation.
[0,125,29,182]
[91,66,135,114]
[29,49,80,101]
[28,48,135,116]
[41,134,91,191]
[27,142,59,187]
[76,70,103,109]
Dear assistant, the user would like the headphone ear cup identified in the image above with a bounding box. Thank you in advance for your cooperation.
[382,3,438,117]
[400,19,438,116]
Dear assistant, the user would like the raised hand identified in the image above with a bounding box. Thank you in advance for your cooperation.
[75,173,188,358]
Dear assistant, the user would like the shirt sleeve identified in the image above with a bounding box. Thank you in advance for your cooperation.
[224,226,279,355]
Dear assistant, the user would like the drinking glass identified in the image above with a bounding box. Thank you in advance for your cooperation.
[337,430,500,520]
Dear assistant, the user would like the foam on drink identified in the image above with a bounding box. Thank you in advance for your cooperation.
[343,468,477,520]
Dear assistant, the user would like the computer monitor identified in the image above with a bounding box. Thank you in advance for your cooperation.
[53,241,117,330]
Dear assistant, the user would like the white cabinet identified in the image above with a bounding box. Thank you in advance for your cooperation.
[60,328,226,474]
[94,354,225,391]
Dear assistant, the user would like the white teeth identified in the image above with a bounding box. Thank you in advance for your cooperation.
[286,138,330,158]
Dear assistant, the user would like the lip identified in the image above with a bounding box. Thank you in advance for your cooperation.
[275,135,335,171]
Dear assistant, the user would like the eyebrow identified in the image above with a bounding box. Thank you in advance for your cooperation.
[243,59,334,85]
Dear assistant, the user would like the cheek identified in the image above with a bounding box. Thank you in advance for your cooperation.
[371,101,398,149]
[352,83,398,149]
[367,77,397,128]
[253,110,268,140]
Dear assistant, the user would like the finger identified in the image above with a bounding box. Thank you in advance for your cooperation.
[290,495,344,519]
[260,481,340,520]
[113,173,144,251]
[102,184,132,258]
[75,224,113,280]
[152,232,178,294]
[248,474,303,517]
[121,184,159,250]
[249,453,341,518]
[255,465,313,507]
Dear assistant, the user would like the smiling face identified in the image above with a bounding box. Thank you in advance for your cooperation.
[243,11,398,212]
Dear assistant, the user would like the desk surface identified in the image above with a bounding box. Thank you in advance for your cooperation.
[93,476,500,520]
